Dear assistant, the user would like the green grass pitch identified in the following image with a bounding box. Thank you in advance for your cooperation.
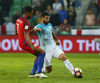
[0,53,100,83]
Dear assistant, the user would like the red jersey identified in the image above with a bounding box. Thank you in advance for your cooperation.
[16,16,31,47]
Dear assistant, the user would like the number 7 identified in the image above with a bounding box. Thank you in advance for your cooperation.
[16,23,19,33]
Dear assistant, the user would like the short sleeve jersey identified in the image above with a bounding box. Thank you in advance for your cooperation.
[16,16,30,46]
[34,22,56,52]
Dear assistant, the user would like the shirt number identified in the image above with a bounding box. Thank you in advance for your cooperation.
[47,32,50,37]
[16,23,19,33]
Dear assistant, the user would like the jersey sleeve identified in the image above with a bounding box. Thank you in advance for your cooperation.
[34,26,37,29]
[34,24,42,32]
[23,21,30,32]
[34,25,39,29]
[33,24,41,34]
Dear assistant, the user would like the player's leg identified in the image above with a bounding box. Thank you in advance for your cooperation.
[58,53,74,74]
[20,44,38,77]
[21,43,47,78]
[30,54,47,78]
[34,45,47,78]
[42,66,52,73]
[42,50,54,73]
[29,57,38,77]
[53,46,74,74]
[34,47,46,73]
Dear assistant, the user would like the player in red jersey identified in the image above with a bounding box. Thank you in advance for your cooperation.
[15,6,47,78]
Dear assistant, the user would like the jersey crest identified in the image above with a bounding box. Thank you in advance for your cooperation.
[25,25,29,29]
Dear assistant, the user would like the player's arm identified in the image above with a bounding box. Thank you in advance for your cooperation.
[30,28,42,34]
[52,31,60,45]
[30,29,36,34]
[24,31,36,50]
[34,28,42,32]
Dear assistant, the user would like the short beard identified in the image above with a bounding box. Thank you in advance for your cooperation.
[28,16,31,19]
[43,20,49,25]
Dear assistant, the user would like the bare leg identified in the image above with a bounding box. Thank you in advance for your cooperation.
[58,53,74,74]
[42,66,52,73]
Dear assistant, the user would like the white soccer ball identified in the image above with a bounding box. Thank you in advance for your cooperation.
[72,67,82,78]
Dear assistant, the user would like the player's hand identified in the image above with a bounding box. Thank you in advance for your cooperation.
[56,40,60,45]
[31,46,37,50]
[36,28,42,32]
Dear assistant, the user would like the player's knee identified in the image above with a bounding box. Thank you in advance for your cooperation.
[63,55,67,61]
[37,47,45,54]
[39,49,45,54]
[47,69,52,73]
[46,66,52,73]
[59,53,67,61]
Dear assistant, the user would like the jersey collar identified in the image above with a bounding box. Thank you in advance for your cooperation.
[22,16,27,19]
[41,22,48,26]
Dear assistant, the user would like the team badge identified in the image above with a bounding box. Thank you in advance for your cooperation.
[49,26,51,29]
[25,25,29,29]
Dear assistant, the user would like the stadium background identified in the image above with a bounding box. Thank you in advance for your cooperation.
[0,0,100,83]
[0,0,100,53]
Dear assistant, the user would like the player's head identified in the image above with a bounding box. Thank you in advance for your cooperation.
[41,12,50,25]
[24,6,33,19]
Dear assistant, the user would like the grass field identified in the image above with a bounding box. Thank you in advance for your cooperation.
[0,53,100,83]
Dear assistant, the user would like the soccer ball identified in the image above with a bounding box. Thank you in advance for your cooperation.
[72,67,83,78]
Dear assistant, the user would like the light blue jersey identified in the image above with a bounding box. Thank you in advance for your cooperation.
[34,22,56,52]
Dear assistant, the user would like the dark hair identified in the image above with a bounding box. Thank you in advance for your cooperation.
[41,12,49,17]
[24,6,33,14]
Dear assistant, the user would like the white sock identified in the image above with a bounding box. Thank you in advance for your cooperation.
[42,67,47,73]
[64,59,74,74]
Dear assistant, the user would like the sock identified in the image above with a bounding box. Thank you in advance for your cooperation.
[64,59,74,74]
[37,53,45,73]
[42,67,47,73]
[31,57,38,74]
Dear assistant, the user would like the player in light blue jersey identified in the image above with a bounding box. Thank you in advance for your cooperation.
[34,12,75,77]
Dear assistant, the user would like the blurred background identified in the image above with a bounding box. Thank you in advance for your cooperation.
[0,0,99,35]
[0,0,100,53]
[0,1,100,82]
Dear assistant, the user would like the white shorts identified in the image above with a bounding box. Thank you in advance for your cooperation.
[44,46,64,68]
